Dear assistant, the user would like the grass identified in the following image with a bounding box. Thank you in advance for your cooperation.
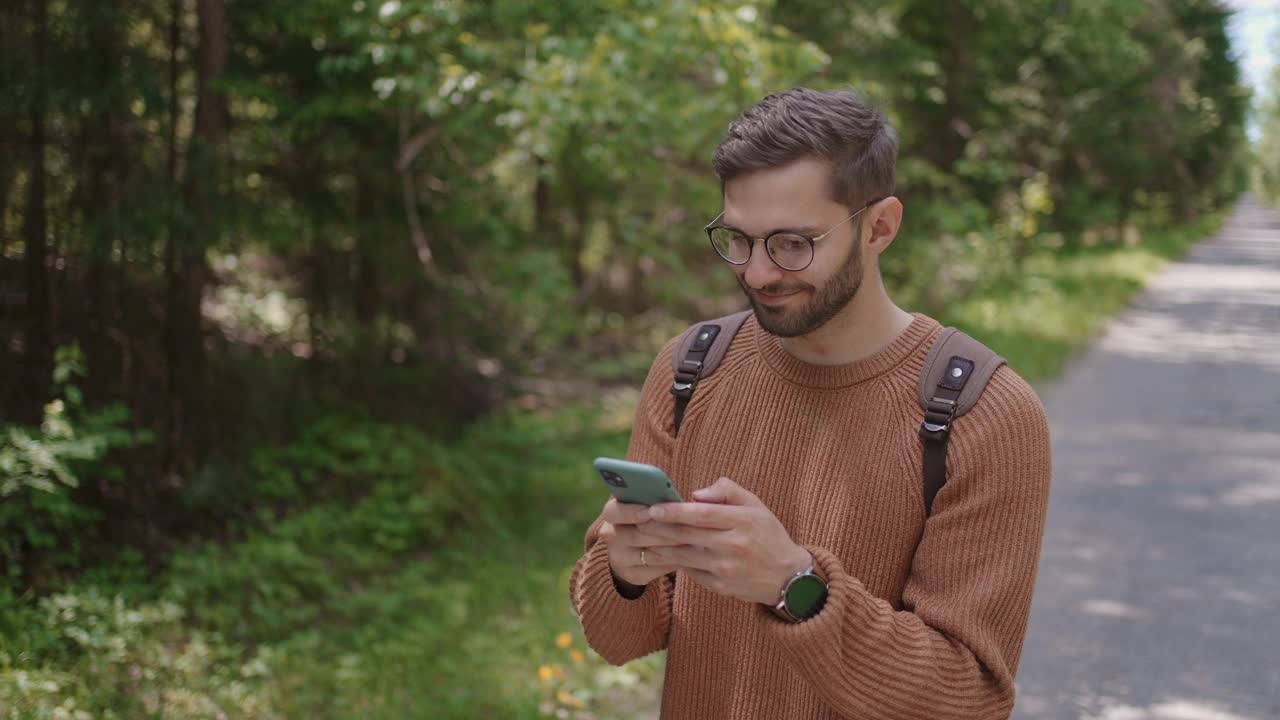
[241,396,670,719]
[937,211,1226,382]
[1,210,1228,719]
[1,395,667,720]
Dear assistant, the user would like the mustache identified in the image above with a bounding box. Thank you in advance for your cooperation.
[756,285,806,295]
[735,274,808,296]
[734,274,810,298]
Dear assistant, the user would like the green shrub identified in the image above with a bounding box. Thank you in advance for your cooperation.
[0,587,281,719]
[0,344,151,591]
[248,415,431,504]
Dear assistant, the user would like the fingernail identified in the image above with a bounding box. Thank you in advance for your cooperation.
[649,506,664,520]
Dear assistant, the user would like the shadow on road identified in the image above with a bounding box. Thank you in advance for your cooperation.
[1013,198,1280,720]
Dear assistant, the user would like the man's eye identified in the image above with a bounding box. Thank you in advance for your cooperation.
[774,236,808,252]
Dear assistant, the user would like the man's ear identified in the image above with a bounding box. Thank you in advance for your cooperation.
[863,197,903,258]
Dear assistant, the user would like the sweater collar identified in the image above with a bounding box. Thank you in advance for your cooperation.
[753,312,940,389]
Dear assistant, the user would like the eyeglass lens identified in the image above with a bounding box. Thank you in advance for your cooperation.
[709,228,811,271]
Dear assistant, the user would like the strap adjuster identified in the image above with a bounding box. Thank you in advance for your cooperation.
[919,396,957,441]
[671,364,701,399]
[919,422,951,442]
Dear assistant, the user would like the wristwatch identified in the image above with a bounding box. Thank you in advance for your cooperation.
[773,557,828,622]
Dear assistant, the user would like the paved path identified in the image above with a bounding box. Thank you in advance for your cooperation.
[1012,197,1280,720]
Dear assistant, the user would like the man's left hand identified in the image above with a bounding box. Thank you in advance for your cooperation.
[641,476,812,606]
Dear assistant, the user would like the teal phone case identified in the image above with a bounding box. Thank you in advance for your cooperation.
[592,457,683,506]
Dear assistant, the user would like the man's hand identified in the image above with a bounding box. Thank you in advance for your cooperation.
[599,497,682,588]
[640,476,812,606]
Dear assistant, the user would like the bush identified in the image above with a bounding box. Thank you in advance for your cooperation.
[0,587,281,719]
[165,414,452,643]
[0,344,151,592]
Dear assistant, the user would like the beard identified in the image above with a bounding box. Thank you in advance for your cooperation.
[736,226,864,339]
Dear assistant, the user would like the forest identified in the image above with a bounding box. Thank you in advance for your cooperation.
[1,0,1274,717]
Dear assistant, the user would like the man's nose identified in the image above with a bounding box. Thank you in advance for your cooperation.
[742,238,785,289]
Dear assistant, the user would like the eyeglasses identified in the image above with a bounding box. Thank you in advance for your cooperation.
[704,198,882,272]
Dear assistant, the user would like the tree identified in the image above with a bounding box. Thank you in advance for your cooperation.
[1256,28,1280,204]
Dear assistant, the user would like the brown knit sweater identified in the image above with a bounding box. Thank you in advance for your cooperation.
[568,312,1052,719]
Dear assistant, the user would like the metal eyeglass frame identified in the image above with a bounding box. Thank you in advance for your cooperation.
[704,197,883,272]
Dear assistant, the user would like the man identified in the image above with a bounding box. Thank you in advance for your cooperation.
[567,87,1052,719]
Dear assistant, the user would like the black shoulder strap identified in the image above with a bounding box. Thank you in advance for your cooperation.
[917,328,1006,517]
[669,310,752,436]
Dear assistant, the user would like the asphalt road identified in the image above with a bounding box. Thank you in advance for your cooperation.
[1012,197,1280,720]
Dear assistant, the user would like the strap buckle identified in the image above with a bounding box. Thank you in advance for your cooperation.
[670,359,704,398]
[919,396,957,441]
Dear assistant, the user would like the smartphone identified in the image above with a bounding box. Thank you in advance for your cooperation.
[593,457,683,506]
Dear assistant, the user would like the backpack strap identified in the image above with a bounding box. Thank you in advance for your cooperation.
[669,309,753,436]
[917,328,1006,517]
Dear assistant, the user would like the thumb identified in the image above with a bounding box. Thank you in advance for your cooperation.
[692,476,761,506]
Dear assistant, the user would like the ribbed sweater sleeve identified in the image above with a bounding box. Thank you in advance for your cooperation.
[755,366,1053,719]
[568,336,680,666]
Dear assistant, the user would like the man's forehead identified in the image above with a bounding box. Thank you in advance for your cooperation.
[721,213,823,236]
[721,168,839,234]
[722,200,827,235]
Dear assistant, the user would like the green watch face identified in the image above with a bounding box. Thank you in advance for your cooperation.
[785,574,827,618]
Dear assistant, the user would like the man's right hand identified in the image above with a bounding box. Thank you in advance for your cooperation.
[599,497,682,590]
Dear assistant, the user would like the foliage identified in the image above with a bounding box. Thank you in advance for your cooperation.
[0,345,151,591]
[165,415,449,642]
[0,198,1224,716]
[0,0,1258,717]
[535,631,665,719]
[1256,27,1280,204]
[0,398,640,718]
[0,588,280,719]
[940,209,1228,381]
[0,0,1253,569]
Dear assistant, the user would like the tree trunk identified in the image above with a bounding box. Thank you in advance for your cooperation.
[533,155,551,240]
[937,4,973,172]
[0,161,15,264]
[84,3,125,406]
[308,226,328,365]
[165,0,228,474]
[901,1,974,174]
[22,0,51,425]
[163,0,183,475]
[182,0,229,464]
[354,176,381,328]
[570,179,588,296]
